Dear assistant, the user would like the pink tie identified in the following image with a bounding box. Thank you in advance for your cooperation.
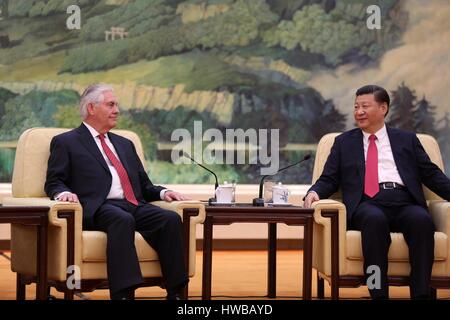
[99,134,138,205]
[364,134,379,198]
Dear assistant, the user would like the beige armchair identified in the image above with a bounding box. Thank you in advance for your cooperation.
[2,128,205,299]
[312,133,450,299]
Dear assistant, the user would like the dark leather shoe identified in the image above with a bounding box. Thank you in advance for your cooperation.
[372,296,388,300]
[166,293,182,300]
[111,288,135,300]
[166,281,188,300]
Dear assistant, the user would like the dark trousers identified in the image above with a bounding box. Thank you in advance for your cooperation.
[351,189,435,299]
[90,199,188,297]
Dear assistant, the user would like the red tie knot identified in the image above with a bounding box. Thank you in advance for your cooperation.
[369,134,377,142]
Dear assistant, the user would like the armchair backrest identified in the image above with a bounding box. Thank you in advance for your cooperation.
[12,127,145,198]
[312,132,445,201]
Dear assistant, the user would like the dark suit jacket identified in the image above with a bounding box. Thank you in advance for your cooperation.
[45,124,164,229]
[308,126,450,226]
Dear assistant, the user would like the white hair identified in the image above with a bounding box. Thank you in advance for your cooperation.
[79,84,114,119]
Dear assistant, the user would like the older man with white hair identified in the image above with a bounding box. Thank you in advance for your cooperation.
[45,84,190,300]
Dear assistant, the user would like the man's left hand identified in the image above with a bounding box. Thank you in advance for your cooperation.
[164,191,191,202]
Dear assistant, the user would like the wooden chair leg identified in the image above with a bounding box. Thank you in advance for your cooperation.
[16,273,26,300]
[317,274,325,299]
[64,290,74,300]
[331,278,339,300]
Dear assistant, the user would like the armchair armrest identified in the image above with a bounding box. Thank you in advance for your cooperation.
[2,197,83,280]
[428,200,450,235]
[2,197,83,228]
[428,200,450,275]
[151,200,205,224]
[312,199,347,230]
[311,199,347,277]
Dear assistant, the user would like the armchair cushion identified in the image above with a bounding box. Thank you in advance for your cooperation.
[82,231,159,262]
[346,231,448,261]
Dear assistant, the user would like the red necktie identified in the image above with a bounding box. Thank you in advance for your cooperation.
[98,134,138,205]
[364,134,379,198]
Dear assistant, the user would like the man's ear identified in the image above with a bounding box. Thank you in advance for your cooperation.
[381,103,388,116]
[87,103,95,116]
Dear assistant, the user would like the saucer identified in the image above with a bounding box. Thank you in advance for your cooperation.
[209,202,235,206]
[267,203,293,207]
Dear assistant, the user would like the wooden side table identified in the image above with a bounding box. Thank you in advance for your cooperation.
[201,204,314,300]
[0,206,49,300]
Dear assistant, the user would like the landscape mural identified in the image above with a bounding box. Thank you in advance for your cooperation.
[0,0,449,185]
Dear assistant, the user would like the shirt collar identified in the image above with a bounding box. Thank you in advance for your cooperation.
[362,123,386,142]
[83,122,109,140]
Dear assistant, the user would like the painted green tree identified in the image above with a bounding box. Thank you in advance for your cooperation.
[414,95,437,136]
[437,112,450,176]
[264,4,363,65]
[387,82,416,132]
[0,90,79,140]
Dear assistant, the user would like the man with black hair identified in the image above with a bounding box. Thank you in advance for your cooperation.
[304,85,450,299]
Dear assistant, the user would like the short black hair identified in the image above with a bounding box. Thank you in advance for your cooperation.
[356,85,390,116]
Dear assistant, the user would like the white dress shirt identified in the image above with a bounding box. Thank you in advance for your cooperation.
[55,122,168,200]
[362,124,404,186]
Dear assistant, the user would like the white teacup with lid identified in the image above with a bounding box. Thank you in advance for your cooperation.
[215,181,235,203]
[272,182,290,204]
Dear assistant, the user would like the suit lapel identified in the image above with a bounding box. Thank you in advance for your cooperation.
[76,124,109,173]
[351,129,365,182]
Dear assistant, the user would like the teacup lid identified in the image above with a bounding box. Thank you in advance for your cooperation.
[273,182,287,189]
[218,184,233,188]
